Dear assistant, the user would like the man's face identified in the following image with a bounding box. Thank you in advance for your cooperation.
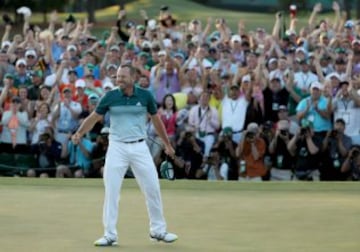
[116,66,133,89]
[310,88,321,100]
[334,122,345,133]
[139,76,149,88]
[16,63,26,74]
[277,109,288,120]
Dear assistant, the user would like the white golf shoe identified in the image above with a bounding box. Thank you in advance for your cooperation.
[150,232,178,243]
[94,236,118,246]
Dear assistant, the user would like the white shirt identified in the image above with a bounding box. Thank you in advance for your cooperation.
[221,95,248,132]
[294,71,318,91]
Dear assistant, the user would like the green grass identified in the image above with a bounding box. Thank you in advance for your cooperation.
[2,0,338,34]
[0,178,359,252]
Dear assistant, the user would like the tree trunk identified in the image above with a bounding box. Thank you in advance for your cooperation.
[86,0,96,23]
[343,0,351,20]
[357,0,360,19]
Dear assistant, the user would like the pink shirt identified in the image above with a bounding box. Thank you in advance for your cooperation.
[188,105,220,133]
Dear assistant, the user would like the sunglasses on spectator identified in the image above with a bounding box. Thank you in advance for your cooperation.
[17,65,26,68]
[27,55,35,59]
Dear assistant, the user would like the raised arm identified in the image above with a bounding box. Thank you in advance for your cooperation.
[308,3,322,31]
[74,111,103,138]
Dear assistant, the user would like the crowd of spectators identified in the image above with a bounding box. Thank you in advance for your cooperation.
[0,3,360,181]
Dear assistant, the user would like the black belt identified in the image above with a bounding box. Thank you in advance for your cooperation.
[122,139,145,144]
[58,129,72,134]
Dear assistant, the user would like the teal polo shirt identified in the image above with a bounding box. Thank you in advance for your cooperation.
[96,86,157,142]
[296,95,332,132]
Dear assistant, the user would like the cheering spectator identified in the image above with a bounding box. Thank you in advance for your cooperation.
[0,96,30,153]
[52,88,82,145]
[188,91,219,158]
[296,81,331,134]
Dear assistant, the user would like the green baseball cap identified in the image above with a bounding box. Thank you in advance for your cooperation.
[222,127,233,136]
[125,43,135,50]
[4,73,14,79]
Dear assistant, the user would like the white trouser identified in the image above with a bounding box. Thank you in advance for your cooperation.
[232,132,243,144]
[206,162,229,180]
[238,176,263,182]
[270,168,293,181]
[197,134,215,157]
[103,140,166,239]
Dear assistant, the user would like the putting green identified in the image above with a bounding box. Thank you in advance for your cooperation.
[0,178,359,252]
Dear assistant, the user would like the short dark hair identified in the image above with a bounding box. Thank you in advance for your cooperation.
[120,64,136,76]
[335,118,346,126]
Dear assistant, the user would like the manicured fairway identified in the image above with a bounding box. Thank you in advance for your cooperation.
[0,178,359,252]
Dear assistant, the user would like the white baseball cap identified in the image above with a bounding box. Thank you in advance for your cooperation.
[25,49,37,58]
[103,81,114,90]
[231,34,241,43]
[158,50,167,57]
[16,58,27,66]
[67,45,77,52]
[242,74,251,83]
[310,81,324,90]
[44,74,56,87]
[75,79,86,88]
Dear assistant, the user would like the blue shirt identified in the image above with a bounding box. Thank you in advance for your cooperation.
[296,96,332,132]
[68,138,94,171]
